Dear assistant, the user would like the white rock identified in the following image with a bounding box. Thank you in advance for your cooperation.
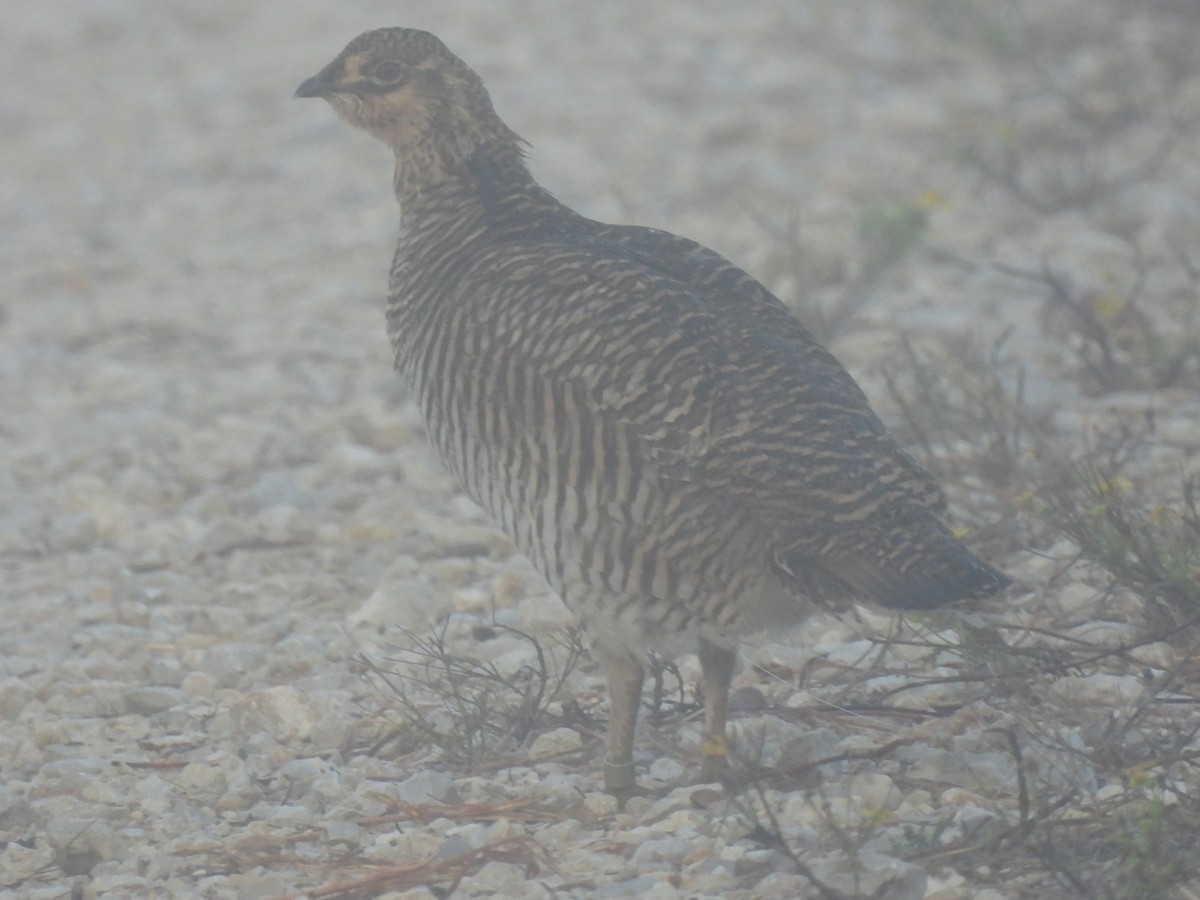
[1050,673,1144,707]
[324,821,362,845]
[329,442,389,473]
[230,685,318,743]
[240,472,305,511]
[44,818,125,877]
[1053,582,1100,616]
[749,641,810,671]
[582,792,618,818]
[0,785,35,830]
[679,863,736,896]
[347,582,437,632]
[147,656,186,687]
[637,882,683,900]
[364,830,446,868]
[754,872,812,899]
[780,793,826,829]
[598,876,684,898]
[0,678,36,719]
[854,772,902,811]
[645,757,686,784]
[396,769,457,804]
[1129,641,1173,670]
[124,686,186,715]
[201,643,268,688]
[443,822,489,850]
[180,671,217,699]
[813,638,877,668]
[631,836,691,867]
[45,512,99,553]
[177,761,227,794]
[807,850,926,900]
[774,726,842,774]
[529,726,583,758]
[188,605,251,637]
[1065,620,1141,646]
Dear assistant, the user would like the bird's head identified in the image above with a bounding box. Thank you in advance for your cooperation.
[296,28,515,162]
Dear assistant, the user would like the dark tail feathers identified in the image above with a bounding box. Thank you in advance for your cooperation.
[779,522,1010,611]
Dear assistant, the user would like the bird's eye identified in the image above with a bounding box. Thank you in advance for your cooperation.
[371,61,406,84]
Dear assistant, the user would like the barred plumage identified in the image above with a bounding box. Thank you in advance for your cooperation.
[297,27,1010,799]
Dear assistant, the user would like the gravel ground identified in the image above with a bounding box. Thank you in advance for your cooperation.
[4,1,1200,898]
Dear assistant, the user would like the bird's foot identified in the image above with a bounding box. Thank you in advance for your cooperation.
[698,733,730,785]
[603,761,647,810]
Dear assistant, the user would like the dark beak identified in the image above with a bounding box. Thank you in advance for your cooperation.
[295,73,330,98]
[296,58,345,98]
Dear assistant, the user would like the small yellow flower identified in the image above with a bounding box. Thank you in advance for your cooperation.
[1097,477,1134,494]
[1128,767,1153,790]
[1087,289,1125,323]
[917,189,947,211]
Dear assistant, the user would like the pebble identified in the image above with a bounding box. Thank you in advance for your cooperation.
[1065,620,1141,646]
[0,784,36,829]
[582,792,619,818]
[631,836,691,867]
[124,685,187,715]
[0,677,36,719]
[529,725,583,757]
[774,726,843,776]
[809,851,926,900]
[645,757,686,785]
[754,872,813,898]
[202,644,268,688]
[855,772,902,811]
[45,512,99,553]
[347,581,438,633]
[395,769,458,804]
[230,685,319,743]
[1053,582,1100,616]
[1050,673,1144,707]
[44,818,125,877]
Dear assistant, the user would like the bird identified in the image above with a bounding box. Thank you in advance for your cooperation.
[296,27,1010,801]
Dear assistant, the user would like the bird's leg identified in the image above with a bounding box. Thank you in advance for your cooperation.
[595,644,645,805]
[698,637,736,784]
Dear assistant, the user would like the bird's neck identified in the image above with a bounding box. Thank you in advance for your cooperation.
[392,131,550,221]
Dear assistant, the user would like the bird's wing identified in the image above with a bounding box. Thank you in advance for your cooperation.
[447,225,1010,609]
[464,223,945,532]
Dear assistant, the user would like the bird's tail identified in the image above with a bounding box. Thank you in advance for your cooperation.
[777,521,1010,611]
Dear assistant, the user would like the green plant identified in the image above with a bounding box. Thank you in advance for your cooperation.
[1111,777,1184,900]
[996,257,1200,397]
[1038,457,1200,634]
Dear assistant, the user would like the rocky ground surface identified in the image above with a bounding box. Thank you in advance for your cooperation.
[3,1,1200,898]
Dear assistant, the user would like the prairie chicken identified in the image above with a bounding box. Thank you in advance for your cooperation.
[297,28,1009,800]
